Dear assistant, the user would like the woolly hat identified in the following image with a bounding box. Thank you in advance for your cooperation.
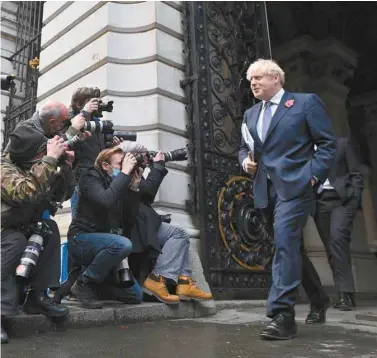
[9,125,47,164]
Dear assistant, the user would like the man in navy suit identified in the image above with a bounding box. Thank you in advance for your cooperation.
[239,59,337,340]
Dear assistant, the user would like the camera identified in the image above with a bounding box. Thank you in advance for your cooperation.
[64,120,137,150]
[83,121,137,145]
[92,87,113,118]
[116,258,135,288]
[1,75,15,91]
[134,148,188,167]
[110,228,135,288]
[15,221,52,280]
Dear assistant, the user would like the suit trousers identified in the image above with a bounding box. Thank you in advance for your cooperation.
[265,180,313,318]
[314,190,358,293]
[1,219,61,316]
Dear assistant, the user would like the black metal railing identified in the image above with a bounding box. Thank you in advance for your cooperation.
[2,1,44,150]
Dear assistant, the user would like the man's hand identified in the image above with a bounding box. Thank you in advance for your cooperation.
[121,153,137,175]
[130,167,143,190]
[244,152,257,175]
[112,136,123,147]
[83,98,99,114]
[47,136,66,160]
[311,178,317,187]
[153,151,165,163]
[64,150,75,168]
[71,113,86,131]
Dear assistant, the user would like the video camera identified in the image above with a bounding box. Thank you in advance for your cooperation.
[64,120,137,150]
[134,148,188,168]
[1,75,16,91]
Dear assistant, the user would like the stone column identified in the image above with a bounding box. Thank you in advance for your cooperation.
[274,35,358,138]
[350,91,377,254]
[37,2,205,273]
[274,35,377,294]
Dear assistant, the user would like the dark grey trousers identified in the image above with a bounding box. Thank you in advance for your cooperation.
[314,190,359,293]
[1,219,61,316]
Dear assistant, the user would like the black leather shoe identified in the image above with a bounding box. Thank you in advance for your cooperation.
[305,300,330,324]
[333,292,353,311]
[23,289,69,317]
[1,325,9,344]
[260,312,297,340]
[346,293,356,307]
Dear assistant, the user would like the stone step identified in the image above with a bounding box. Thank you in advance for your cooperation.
[3,300,216,339]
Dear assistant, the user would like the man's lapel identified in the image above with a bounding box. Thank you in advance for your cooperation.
[248,102,263,146]
[265,91,294,140]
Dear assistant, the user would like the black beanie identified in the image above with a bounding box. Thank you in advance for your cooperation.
[9,125,47,164]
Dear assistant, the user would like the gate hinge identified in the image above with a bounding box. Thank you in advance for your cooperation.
[180,74,198,89]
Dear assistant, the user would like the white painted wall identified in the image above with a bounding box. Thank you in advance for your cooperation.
[37,1,194,239]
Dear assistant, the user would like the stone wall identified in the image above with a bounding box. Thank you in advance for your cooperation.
[37,1,197,241]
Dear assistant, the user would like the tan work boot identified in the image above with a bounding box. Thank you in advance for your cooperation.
[143,274,180,305]
[176,275,213,301]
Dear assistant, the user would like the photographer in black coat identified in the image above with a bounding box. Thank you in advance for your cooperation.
[118,142,212,305]
[67,147,143,309]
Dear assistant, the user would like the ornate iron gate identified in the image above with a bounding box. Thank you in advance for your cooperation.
[182,2,274,299]
[2,1,43,150]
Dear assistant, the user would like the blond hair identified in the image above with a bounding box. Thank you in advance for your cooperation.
[246,59,285,86]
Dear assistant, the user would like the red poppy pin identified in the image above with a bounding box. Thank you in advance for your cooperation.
[285,99,294,108]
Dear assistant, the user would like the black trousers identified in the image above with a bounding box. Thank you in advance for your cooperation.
[1,219,61,316]
[313,190,358,293]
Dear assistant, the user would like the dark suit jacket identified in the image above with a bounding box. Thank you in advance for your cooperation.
[238,91,337,208]
[327,137,364,205]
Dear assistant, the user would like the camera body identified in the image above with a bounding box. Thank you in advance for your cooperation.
[1,75,15,91]
[92,87,114,118]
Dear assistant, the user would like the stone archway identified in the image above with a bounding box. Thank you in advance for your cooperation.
[267,1,377,294]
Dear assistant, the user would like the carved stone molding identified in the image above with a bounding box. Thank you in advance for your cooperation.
[274,35,358,92]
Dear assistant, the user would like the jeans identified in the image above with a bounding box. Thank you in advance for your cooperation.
[68,232,142,303]
[152,222,192,282]
[70,185,79,218]
[1,219,61,316]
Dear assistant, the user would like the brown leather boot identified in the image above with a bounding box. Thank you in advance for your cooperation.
[176,275,213,301]
[143,274,180,305]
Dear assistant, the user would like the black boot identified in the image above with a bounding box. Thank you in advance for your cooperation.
[305,299,330,324]
[333,292,353,311]
[23,289,69,317]
[71,276,103,309]
[346,293,356,307]
[1,325,9,344]
[260,312,297,340]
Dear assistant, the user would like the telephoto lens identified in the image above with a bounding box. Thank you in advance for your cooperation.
[15,222,51,280]
[116,258,135,288]
[83,120,114,134]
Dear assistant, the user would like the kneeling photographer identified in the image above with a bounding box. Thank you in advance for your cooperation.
[1,129,72,344]
[118,142,213,305]
[67,147,143,309]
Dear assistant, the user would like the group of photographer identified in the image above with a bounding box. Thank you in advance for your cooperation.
[1,87,212,344]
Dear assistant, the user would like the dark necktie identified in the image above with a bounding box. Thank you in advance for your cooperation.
[262,101,272,142]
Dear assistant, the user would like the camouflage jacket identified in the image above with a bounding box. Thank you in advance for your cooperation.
[1,154,59,229]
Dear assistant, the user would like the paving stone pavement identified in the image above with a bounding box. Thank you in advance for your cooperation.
[2,308,377,358]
